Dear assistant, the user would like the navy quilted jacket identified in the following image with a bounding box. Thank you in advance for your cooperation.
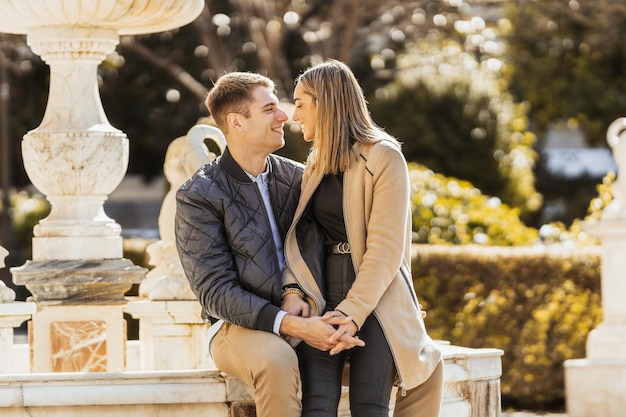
[175,147,303,332]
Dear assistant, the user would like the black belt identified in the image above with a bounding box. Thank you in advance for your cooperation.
[326,242,351,255]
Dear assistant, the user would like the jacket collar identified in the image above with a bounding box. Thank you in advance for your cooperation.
[219,146,273,183]
[350,140,369,165]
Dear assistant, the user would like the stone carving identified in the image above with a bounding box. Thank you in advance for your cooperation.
[0,245,15,303]
[603,118,626,219]
[139,124,226,300]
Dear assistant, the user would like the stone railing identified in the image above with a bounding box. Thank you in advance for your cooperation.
[1,334,503,417]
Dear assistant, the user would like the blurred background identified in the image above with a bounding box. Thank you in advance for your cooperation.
[1,0,624,411]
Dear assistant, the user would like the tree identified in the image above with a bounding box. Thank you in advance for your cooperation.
[98,0,430,179]
[369,5,541,217]
[504,0,626,146]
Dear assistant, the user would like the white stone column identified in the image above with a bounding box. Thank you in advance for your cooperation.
[0,0,205,261]
[24,26,127,261]
[0,245,36,373]
[565,117,626,417]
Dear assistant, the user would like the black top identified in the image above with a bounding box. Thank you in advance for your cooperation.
[312,173,347,244]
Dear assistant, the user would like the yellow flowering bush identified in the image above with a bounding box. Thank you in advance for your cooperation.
[413,244,602,409]
[409,163,539,246]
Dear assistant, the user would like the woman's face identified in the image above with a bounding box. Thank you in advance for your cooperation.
[292,82,317,142]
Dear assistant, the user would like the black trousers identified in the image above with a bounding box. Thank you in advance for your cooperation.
[296,253,397,417]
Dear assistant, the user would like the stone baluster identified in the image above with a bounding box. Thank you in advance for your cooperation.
[0,245,36,373]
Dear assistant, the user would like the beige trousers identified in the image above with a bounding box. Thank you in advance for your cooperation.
[393,359,444,417]
[210,322,302,417]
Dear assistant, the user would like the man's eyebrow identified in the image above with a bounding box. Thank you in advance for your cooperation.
[260,101,277,109]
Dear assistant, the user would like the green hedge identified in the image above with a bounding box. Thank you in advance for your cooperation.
[412,244,602,410]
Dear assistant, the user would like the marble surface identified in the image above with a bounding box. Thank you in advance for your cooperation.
[12,259,145,304]
[0,1,203,261]
[51,320,108,372]
[30,304,128,372]
[0,0,205,35]
[564,116,626,416]
[1,343,504,417]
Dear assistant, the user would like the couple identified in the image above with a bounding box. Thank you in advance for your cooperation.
[175,59,443,417]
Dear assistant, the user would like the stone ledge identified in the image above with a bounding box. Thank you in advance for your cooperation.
[0,343,503,417]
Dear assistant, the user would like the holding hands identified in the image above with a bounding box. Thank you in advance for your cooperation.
[280,293,364,354]
[322,310,360,355]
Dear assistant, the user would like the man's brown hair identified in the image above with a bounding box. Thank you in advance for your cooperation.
[205,72,274,133]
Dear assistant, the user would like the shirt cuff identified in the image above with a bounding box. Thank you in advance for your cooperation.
[273,310,288,335]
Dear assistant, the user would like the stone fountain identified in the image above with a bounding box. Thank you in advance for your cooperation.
[565,118,626,417]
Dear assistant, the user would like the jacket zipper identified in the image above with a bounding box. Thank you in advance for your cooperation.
[373,312,407,396]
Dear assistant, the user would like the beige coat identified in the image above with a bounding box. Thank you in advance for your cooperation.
[284,139,441,391]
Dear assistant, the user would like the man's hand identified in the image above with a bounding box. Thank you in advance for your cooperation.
[279,314,365,352]
[323,311,360,355]
[281,293,310,317]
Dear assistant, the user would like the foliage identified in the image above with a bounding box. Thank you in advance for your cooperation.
[0,34,48,187]
[408,163,539,246]
[538,170,615,248]
[504,0,626,146]
[370,13,541,218]
[413,244,602,409]
[4,190,50,261]
[96,0,433,180]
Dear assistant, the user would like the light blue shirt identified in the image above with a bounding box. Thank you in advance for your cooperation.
[249,168,285,272]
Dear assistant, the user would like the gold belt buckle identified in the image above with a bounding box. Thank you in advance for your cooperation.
[336,242,350,254]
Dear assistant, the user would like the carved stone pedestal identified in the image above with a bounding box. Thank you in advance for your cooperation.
[29,304,129,372]
[11,259,145,372]
[125,298,211,371]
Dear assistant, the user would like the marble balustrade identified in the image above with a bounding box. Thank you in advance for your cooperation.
[2,335,503,417]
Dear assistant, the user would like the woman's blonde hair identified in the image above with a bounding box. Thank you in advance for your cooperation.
[296,59,398,174]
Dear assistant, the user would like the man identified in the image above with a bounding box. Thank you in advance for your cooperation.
[175,72,363,417]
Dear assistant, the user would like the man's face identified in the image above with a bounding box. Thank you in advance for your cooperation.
[238,86,288,155]
[292,82,317,142]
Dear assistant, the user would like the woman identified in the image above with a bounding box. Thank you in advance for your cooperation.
[282,59,444,417]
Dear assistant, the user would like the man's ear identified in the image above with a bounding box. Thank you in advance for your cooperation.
[226,113,244,131]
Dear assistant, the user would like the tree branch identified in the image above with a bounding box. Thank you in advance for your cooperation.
[120,39,208,100]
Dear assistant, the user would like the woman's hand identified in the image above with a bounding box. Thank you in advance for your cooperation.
[322,310,360,355]
[282,293,311,317]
